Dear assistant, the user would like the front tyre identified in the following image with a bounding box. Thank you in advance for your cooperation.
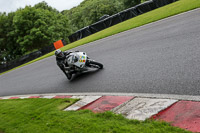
[89,60,103,69]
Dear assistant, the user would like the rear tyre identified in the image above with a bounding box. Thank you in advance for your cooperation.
[89,60,103,69]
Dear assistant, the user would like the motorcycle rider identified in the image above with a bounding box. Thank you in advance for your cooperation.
[55,49,72,80]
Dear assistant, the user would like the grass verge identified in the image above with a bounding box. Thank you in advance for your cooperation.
[0,98,191,133]
[1,0,200,75]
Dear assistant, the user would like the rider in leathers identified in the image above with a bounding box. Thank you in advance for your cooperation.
[55,49,72,79]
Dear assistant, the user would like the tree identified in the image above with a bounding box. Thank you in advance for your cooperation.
[13,6,71,53]
[0,12,18,61]
[123,0,141,9]
[0,2,71,61]
[0,12,6,62]
[63,0,124,31]
[34,1,59,13]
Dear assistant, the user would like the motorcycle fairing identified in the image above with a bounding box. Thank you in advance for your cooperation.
[67,52,87,68]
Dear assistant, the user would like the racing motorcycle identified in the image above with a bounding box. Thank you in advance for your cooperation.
[64,51,103,80]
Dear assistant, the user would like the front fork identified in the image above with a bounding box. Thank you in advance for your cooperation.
[86,58,95,66]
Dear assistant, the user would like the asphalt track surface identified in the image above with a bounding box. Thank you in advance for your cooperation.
[0,9,200,97]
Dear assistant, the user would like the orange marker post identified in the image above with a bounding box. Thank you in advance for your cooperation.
[54,40,64,49]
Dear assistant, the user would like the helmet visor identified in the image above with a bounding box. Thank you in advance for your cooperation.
[58,52,64,57]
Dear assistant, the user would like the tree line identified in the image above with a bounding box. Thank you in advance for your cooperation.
[62,0,148,31]
[0,0,148,63]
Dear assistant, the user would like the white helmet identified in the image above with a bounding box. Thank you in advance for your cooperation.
[55,49,64,58]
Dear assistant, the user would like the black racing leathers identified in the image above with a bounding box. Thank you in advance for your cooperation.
[56,51,71,76]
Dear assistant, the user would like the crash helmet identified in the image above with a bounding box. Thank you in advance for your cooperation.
[55,49,64,58]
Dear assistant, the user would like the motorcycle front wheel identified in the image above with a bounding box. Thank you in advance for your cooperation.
[88,60,103,69]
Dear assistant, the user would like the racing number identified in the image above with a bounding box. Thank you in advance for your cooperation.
[79,56,86,62]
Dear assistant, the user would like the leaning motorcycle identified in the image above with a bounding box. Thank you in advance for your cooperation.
[63,51,103,80]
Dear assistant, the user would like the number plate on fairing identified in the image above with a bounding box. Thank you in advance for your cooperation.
[74,52,87,68]
[79,56,86,62]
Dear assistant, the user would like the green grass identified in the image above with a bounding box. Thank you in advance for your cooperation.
[1,0,200,75]
[0,98,191,133]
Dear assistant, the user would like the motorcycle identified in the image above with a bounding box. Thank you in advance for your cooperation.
[63,51,103,80]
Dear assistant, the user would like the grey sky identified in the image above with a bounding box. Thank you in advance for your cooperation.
[0,0,84,13]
